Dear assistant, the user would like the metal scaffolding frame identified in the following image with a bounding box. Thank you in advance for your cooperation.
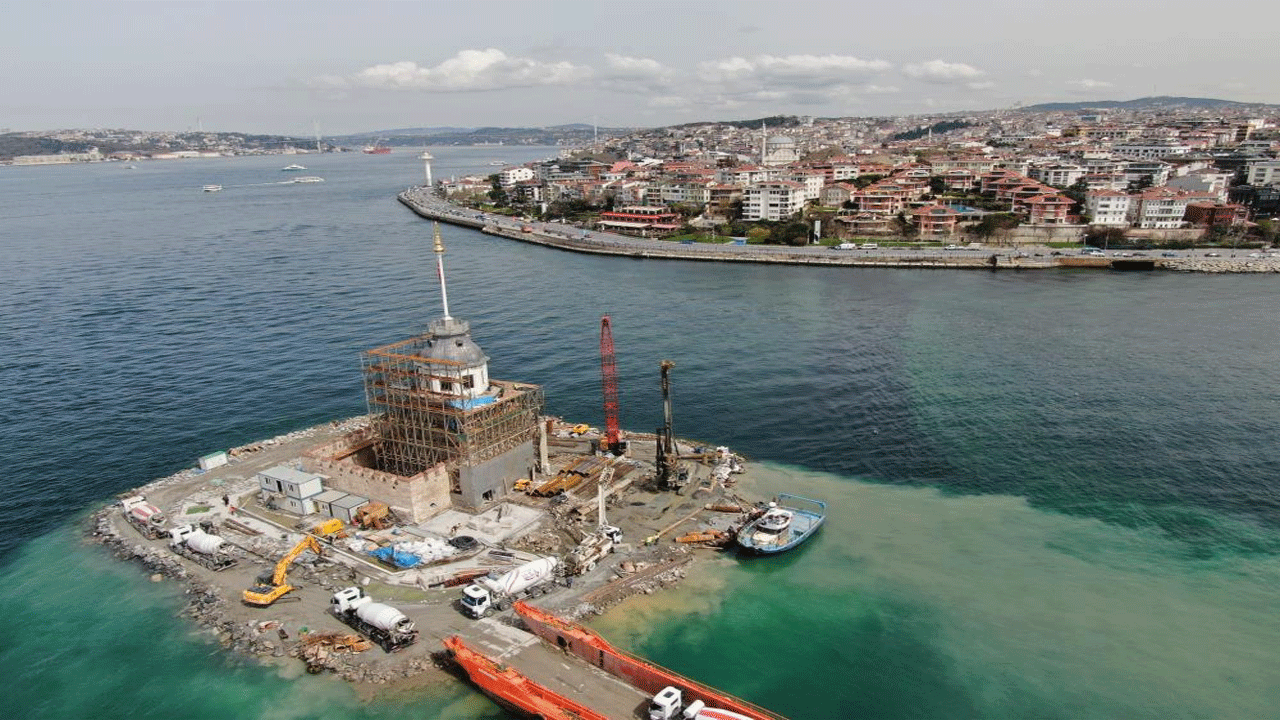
[362,334,544,478]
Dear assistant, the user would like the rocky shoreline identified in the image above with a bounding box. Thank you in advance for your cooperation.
[82,418,728,687]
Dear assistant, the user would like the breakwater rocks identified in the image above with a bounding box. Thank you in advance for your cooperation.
[1163,257,1280,273]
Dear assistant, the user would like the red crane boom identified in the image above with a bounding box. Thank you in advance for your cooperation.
[599,316,621,453]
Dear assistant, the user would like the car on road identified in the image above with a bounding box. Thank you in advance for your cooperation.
[944,244,961,250]
[1206,252,1222,257]
[1161,252,1178,257]
[1084,250,1106,257]
[860,243,879,250]
[833,243,857,250]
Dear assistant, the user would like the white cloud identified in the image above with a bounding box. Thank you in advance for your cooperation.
[967,81,996,90]
[698,54,892,86]
[862,84,901,94]
[342,49,592,92]
[903,60,985,83]
[648,95,691,109]
[1067,78,1113,90]
[603,54,668,81]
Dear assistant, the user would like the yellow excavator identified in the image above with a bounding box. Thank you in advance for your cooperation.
[242,520,343,606]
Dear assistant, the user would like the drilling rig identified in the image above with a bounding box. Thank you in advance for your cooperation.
[655,360,685,490]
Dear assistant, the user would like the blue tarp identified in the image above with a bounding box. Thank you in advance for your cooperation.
[369,545,422,568]
[448,395,497,411]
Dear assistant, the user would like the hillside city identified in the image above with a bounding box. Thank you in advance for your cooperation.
[9,101,1280,247]
[438,104,1280,248]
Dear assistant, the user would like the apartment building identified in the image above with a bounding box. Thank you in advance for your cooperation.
[743,180,807,221]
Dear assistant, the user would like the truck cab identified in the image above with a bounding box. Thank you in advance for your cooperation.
[460,584,493,618]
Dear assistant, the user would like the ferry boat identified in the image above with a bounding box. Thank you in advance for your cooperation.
[201,184,222,192]
[735,494,825,554]
[281,164,307,171]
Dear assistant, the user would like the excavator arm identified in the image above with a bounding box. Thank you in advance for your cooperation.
[242,535,323,606]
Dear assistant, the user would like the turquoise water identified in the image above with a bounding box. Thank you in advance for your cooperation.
[3,150,1279,718]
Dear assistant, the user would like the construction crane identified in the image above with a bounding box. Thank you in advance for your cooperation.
[655,360,685,490]
[599,316,623,455]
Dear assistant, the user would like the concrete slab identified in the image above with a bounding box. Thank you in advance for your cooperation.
[418,503,545,546]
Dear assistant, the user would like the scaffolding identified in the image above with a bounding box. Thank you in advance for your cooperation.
[362,334,544,479]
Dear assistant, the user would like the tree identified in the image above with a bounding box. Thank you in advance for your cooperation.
[486,174,509,208]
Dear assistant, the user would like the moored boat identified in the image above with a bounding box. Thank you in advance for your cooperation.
[735,493,825,554]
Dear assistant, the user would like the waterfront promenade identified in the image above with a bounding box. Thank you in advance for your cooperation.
[398,187,1280,274]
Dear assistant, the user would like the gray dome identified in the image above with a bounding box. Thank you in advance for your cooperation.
[767,135,796,146]
[421,317,489,367]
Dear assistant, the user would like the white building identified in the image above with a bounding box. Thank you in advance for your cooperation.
[1084,191,1132,227]
[1246,160,1280,186]
[762,135,800,166]
[1111,141,1192,160]
[1029,163,1086,188]
[743,181,807,221]
[498,166,535,186]
[786,171,825,201]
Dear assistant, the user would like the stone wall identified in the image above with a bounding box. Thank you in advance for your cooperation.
[302,433,452,522]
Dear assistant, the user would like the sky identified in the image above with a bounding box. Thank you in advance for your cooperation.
[5,0,1279,135]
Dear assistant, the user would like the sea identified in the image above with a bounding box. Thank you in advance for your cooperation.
[2,148,1279,720]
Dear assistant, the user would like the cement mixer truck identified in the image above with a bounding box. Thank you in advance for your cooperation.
[460,556,559,618]
[169,524,238,571]
[120,495,168,539]
[330,587,419,652]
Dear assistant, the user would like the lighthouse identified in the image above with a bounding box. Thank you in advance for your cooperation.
[420,150,434,186]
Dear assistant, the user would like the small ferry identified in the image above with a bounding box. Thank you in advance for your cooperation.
[735,494,825,554]
[201,184,222,192]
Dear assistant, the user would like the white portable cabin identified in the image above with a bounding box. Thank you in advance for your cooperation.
[331,494,369,525]
[281,495,319,516]
[256,466,325,499]
[312,490,349,519]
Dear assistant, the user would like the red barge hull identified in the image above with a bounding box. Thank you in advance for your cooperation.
[515,602,787,720]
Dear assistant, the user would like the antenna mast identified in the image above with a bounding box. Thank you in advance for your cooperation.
[433,223,451,319]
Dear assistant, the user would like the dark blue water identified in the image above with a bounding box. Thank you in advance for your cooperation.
[2,150,1279,719]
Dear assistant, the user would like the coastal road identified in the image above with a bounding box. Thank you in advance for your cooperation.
[400,187,1280,270]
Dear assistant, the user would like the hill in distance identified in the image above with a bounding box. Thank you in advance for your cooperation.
[1018,96,1277,112]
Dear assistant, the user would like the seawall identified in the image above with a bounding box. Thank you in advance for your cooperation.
[397,189,1280,274]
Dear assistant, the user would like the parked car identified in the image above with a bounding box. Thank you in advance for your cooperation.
[1161,252,1178,257]
[944,244,961,250]
[1206,252,1222,257]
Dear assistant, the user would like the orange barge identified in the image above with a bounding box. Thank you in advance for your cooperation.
[442,636,614,720]
[515,601,788,720]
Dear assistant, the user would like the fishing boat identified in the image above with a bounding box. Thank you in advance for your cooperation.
[201,184,222,192]
[735,494,825,554]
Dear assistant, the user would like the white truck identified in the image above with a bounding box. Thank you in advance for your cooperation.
[649,686,753,720]
[168,524,237,571]
[330,587,419,652]
[460,556,558,618]
[120,495,168,539]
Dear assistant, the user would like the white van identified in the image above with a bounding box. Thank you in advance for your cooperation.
[860,243,879,250]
